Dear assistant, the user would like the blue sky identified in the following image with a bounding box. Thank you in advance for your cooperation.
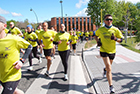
[0,0,139,23]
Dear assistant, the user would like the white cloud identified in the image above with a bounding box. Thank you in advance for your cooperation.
[75,8,89,17]
[76,0,90,8]
[11,12,22,17]
[0,8,9,14]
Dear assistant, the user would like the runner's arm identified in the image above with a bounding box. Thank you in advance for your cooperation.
[20,44,32,63]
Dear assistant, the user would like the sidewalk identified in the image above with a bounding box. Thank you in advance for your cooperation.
[83,42,140,94]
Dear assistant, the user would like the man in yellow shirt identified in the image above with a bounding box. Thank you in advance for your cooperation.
[0,16,32,94]
[38,22,57,77]
[95,14,124,93]
[9,22,23,37]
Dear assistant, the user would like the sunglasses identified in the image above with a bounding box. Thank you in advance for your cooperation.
[105,19,113,21]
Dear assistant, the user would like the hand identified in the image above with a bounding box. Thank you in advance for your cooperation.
[111,33,117,41]
[41,44,45,47]
[50,38,53,41]
[13,61,23,70]
[29,38,32,41]
[97,38,102,46]
[67,41,70,45]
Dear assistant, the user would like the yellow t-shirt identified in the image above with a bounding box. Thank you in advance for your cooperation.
[38,30,57,49]
[85,32,89,37]
[76,31,81,37]
[10,27,21,35]
[35,29,42,36]
[89,31,93,36]
[96,26,124,54]
[54,32,71,51]
[80,31,84,36]
[0,34,30,82]
[71,35,78,44]
[25,32,38,47]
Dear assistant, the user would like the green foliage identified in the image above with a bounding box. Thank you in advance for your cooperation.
[84,39,96,49]
[86,0,105,26]
[135,31,140,42]
[120,37,140,53]
[86,0,140,29]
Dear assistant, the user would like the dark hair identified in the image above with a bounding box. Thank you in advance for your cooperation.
[104,14,112,19]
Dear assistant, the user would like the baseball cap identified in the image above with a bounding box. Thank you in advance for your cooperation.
[26,24,33,29]
[0,15,6,24]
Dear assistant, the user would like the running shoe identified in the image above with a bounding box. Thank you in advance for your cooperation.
[103,68,107,77]
[64,74,68,81]
[45,71,49,77]
[73,53,76,56]
[28,66,33,71]
[110,85,115,93]
[39,57,42,63]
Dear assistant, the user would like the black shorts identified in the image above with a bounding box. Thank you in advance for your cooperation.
[0,80,20,94]
[43,49,52,56]
[100,52,116,60]
[72,43,76,50]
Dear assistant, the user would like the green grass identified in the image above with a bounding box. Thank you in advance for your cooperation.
[120,37,140,53]
[84,39,96,49]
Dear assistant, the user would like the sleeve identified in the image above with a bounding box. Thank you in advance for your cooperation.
[116,29,124,39]
[76,36,78,40]
[16,36,30,49]
[38,32,42,40]
[16,27,21,34]
[53,33,59,42]
[68,34,71,40]
[33,32,38,39]
[53,31,57,37]
[95,29,100,37]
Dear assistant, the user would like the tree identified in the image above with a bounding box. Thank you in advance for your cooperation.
[86,0,105,27]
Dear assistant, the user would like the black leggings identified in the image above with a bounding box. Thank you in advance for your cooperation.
[80,36,83,42]
[58,50,70,74]
[28,46,39,66]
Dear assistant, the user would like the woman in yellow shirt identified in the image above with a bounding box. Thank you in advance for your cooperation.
[25,25,42,71]
[53,24,71,81]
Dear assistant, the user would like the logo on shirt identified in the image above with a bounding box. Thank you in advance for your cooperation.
[5,46,11,51]
[7,87,13,91]
[0,54,8,58]
[43,35,50,39]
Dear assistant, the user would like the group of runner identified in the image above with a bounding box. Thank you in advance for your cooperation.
[0,14,124,94]
[0,15,96,94]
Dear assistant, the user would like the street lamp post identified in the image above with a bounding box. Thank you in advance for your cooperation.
[30,8,39,30]
[60,0,63,24]
[101,9,105,27]
[101,9,103,27]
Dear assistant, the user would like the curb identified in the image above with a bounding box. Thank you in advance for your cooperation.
[81,48,101,94]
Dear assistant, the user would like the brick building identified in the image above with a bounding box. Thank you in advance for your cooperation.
[50,17,96,32]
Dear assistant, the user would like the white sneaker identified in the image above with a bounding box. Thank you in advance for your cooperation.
[39,58,42,63]
[28,66,33,71]
[110,85,115,93]
[73,53,76,56]
[64,74,68,81]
